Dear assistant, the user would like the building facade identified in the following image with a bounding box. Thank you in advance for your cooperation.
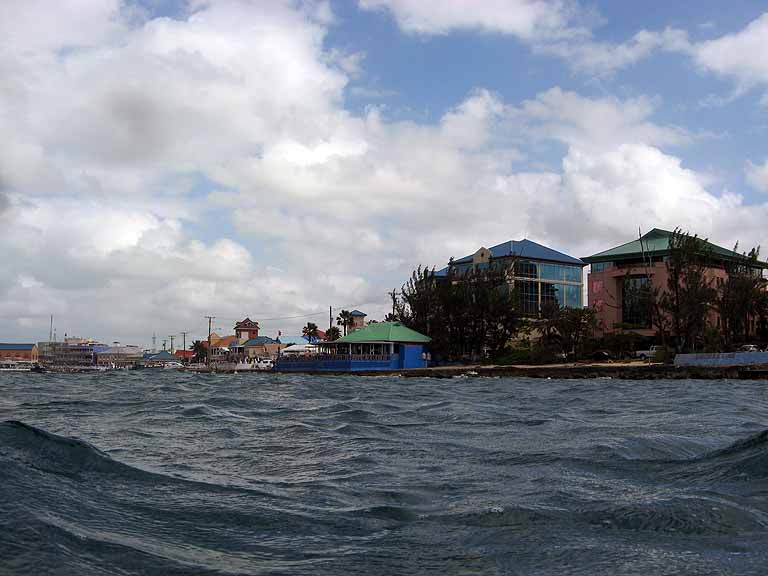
[234,318,260,341]
[441,238,586,317]
[348,310,367,332]
[583,228,767,337]
[0,344,38,362]
[276,322,431,372]
[38,340,109,368]
[96,345,143,367]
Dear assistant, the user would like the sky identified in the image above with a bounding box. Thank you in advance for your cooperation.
[2,0,768,347]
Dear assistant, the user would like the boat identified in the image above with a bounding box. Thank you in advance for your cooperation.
[0,361,32,372]
[234,358,274,372]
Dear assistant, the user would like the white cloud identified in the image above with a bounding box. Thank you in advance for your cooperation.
[3,0,768,346]
[746,160,768,193]
[536,28,689,75]
[358,0,584,40]
[691,13,768,89]
[515,87,689,149]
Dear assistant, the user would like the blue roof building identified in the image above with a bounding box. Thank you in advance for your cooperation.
[0,343,36,351]
[445,238,586,317]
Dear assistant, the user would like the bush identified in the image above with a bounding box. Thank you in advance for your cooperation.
[652,346,675,364]
[530,338,565,365]
[493,346,532,365]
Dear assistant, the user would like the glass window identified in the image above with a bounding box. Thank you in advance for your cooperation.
[564,266,583,283]
[622,276,652,327]
[516,280,539,316]
[492,259,511,273]
[565,284,582,308]
[539,263,561,281]
[515,260,538,279]
[591,262,613,273]
[452,263,471,276]
[541,283,564,308]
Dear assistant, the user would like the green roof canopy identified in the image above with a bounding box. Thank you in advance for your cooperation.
[582,228,768,267]
[332,322,431,344]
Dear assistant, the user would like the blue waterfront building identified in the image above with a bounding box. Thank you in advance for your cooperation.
[275,322,431,372]
[442,238,586,317]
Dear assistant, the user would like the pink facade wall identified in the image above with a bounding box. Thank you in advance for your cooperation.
[588,262,729,337]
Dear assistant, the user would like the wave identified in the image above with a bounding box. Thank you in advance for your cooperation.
[669,428,768,484]
[0,421,382,574]
[0,420,145,479]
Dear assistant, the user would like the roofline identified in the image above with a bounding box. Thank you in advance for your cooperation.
[322,340,429,344]
[450,253,585,267]
[451,239,584,266]
[582,248,768,268]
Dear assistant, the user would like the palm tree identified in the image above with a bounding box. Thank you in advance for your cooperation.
[325,326,341,341]
[191,340,207,363]
[336,309,353,336]
[302,322,319,343]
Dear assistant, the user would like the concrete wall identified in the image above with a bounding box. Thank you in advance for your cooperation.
[675,352,768,367]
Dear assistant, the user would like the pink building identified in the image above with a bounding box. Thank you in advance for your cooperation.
[583,229,765,338]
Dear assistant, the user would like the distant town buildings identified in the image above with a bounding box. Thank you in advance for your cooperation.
[207,318,289,362]
[38,339,108,368]
[348,310,367,332]
[0,343,38,362]
[96,345,143,368]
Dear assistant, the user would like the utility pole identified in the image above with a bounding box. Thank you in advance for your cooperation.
[180,331,188,364]
[204,316,215,366]
[49,315,53,342]
[168,335,175,354]
[388,289,398,318]
[162,339,167,351]
[329,306,332,330]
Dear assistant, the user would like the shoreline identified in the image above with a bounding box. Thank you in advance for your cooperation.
[272,362,768,379]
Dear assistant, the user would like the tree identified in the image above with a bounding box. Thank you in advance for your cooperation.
[191,340,207,363]
[537,303,596,361]
[659,229,718,353]
[718,244,767,347]
[398,265,519,361]
[336,310,353,336]
[302,322,319,343]
[325,326,341,341]
[554,307,597,359]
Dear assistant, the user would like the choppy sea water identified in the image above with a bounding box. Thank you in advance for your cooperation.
[1,372,768,575]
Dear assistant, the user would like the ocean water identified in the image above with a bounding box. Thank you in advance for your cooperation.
[1,372,767,575]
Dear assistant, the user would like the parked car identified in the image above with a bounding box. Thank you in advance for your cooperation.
[739,344,761,353]
[255,357,274,370]
[635,345,661,360]
[592,350,613,362]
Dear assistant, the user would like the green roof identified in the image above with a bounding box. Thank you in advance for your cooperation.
[582,228,768,267]
[333,322,431,344]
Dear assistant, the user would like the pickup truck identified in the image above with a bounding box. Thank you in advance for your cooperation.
[635,345,661,360]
